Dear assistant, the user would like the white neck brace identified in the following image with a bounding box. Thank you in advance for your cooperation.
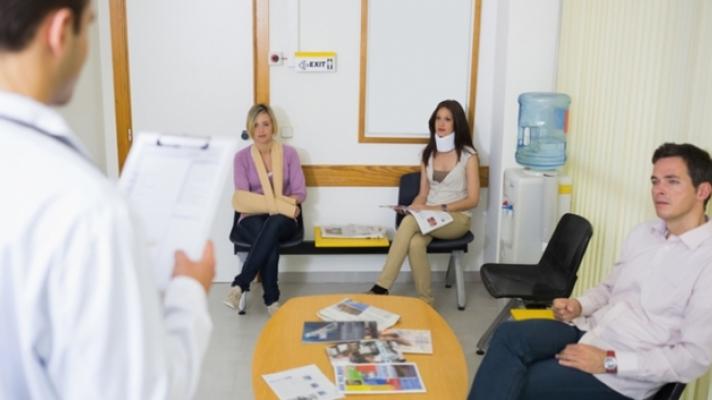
[435,132,456,153]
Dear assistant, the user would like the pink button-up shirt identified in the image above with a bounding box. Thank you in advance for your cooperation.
[574,218,712,400]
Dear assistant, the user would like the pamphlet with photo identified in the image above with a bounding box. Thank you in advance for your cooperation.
[378,328,433,354]
[302,321,378,343]
[325,339,406,365]
[318,298,400,331]
[333,363,426,394]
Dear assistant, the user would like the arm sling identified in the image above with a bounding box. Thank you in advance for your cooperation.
[232,142,297,217]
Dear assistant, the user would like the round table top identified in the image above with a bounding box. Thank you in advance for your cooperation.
[252,293,469,399]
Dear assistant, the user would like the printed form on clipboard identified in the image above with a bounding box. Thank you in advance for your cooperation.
[119,132,237,289]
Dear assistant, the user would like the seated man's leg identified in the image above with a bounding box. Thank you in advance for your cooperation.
[468,320,583,400]
[520,359,631,400]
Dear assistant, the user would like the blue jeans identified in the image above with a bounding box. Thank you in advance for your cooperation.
[469,320,631,400]
[231,214,298,306]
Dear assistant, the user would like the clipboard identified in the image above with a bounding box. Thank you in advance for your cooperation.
[119,132,238,289]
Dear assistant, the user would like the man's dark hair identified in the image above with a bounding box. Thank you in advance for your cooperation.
[0,0,89,51]
[653,142,712,207]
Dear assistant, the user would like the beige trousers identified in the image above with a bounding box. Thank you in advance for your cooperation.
[376,212,471,304]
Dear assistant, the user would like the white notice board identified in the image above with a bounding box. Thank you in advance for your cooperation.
[365,0,474,138]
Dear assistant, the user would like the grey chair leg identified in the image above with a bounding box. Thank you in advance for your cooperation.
[238,290,248,315]
[476,298,519,355]
[452,251,466,310]
[237,251,248,315]
[445,254,455,288]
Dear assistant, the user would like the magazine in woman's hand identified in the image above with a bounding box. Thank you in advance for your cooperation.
[380,205,453,234]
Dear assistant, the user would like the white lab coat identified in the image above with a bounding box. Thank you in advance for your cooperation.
[0,91,212,399]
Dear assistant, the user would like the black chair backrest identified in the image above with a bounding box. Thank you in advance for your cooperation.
[229,209,304,248]
[538,213,593,294]
[396,172,421,227]
[651,382,686,400]
[229,211,241,244]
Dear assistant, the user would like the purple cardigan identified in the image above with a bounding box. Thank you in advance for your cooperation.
[233,144,306,203]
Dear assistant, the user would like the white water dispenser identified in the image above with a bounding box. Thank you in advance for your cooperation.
[500,168,563,264]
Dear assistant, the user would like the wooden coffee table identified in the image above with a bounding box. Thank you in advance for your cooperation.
[252,294,468,399]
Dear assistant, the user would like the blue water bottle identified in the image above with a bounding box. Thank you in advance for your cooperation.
[516,92,571,170]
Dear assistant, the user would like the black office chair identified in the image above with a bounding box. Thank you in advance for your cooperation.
[651,382,686,400]
[475,213,593,354]
[228,210,304,314]
[397,172,475,310]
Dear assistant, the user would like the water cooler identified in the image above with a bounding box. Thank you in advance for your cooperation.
[500,92,572,263]
[500,169,563,263]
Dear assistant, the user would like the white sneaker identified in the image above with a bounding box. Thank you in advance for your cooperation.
[266,302,280,316]
[223,286,242,309]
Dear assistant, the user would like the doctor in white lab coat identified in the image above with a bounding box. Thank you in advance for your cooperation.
[0,1,215,398]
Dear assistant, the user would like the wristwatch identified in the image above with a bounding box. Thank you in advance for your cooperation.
[604,350,618,374]
[440,204,447,211]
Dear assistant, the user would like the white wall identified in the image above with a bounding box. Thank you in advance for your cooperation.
[94,0,562,282]
[481,0,562,262]
[56,17,106,170]
[96,0,119,179]
[268,0,487,279]
[269,0,562,277]
[364,0,474,137]
[123,0,254,282]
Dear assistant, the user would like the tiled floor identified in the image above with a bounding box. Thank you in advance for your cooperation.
[195,281,503,399]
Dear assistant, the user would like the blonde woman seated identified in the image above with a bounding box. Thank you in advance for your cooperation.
[224,104,306,315]
[367,100,480,305]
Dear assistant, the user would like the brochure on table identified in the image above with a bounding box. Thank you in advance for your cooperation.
[302,321,379,343]
[325,339,406,365]
[333,363,426,394]
[379,328,433,354]
[318,298,400,331]
[262,364,343,400]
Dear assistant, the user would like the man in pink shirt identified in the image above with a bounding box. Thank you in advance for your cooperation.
[469,143,712,400]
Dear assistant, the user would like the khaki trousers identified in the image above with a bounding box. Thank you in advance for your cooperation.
[376,212,471,304]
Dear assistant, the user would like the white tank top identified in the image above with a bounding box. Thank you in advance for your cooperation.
[426,147,476,217]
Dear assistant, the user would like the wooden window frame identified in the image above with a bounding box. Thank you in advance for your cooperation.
[357,0,482,144]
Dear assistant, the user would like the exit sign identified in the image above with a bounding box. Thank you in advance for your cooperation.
[294,52,336,73]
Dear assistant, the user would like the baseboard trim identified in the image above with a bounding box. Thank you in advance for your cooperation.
[276,270,481,283]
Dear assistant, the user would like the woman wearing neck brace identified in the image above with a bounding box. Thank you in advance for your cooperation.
[225,104,306,315]
[368,100,480,305]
